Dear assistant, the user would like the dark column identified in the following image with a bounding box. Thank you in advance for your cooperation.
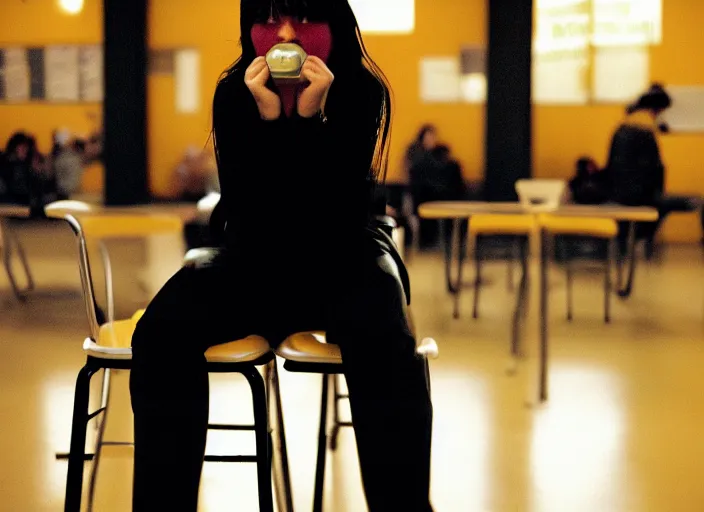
[484,0,533,201]
[103,0,149,205]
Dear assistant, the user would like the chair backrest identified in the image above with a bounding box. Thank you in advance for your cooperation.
[46,207,184,341]
[515,179,566,212]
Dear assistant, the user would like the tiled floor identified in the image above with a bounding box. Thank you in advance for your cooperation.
[1,220,704,511]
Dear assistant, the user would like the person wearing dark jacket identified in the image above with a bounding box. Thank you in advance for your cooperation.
[129,1,434,510]
[606,83,695,257]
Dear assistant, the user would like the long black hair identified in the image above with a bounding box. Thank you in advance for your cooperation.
[213,0,392,183]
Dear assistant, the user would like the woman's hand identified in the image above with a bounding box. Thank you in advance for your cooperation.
[245,57,281,121]
[297,56,334,118]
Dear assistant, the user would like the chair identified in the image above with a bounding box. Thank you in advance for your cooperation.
[47,209,285,512]
[273,217,439,512]
[539,215,618,323]
[469,214,535,319]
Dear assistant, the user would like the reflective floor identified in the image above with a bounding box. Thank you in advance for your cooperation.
[1,220,704,511]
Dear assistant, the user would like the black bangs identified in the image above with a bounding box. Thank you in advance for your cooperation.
[248,0,331,23]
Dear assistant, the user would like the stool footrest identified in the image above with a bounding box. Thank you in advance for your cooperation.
[207,423,256,431]
[283,360,344,375]
[335,393,349,399]
[204,455,258,463]
[87,407,107,422]
[335,421,353,427]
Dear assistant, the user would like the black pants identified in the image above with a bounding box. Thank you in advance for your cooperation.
[129,237,434,511]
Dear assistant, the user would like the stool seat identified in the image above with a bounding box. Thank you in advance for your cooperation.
[470,214,535,236]
[276,331,439,365]
[277,332,341,365]
[540,215,618,238]
[87,309,271,363]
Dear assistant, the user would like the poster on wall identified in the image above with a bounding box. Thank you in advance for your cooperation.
[533,0,590,104]
[45,45,80,101]
[419,57,461,103]
[592,0,662,46]
[79,45,103,101]
[592,46,649,102]
[2,48,31,102]
[460,46,486,103]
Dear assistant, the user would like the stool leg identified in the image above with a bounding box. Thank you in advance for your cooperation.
[605,239,614,323]
[472,237,482,319]
[269,362,294,512]
[330,375,342,451]
[313,374,330,512]
[64,364,98,512]
[242,366,274,512]
[87,369,112,512]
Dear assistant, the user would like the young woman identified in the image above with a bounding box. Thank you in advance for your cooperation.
[129,1,434,510]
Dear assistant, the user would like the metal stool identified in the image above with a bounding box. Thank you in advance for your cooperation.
[47,209,285,512]
[275,329,438,512]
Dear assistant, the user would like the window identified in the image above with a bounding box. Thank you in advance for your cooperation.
[349,0,415,34]
[533,0,661,104]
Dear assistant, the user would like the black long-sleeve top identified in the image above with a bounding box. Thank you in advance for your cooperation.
[606,113,665,206]
[211,70,383,283]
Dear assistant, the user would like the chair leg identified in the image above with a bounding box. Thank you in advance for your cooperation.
[472,237,482,319]
[566,251,574,322]
[241,366,274,512]
[268,361,294,512]
[86,369,112,512]
[313,374,331,512]
[605,240,614,323]
[64,364,98,512]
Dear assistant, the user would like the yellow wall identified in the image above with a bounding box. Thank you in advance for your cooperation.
[0,0,103,193]
[534,2,704,242]
[2,0,703,241]
[146,0,487,193]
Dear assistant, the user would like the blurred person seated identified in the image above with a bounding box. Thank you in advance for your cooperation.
[406,125,467,249]
[51,129,91,200]
[172,146,220,203]
[606,83,698,258]
[0,131,56,215]
[568,156,611,205]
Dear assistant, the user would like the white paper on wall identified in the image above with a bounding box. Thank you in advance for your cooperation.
[45,45,80,101]
[79,45,103,102]
[348,0,414,34]
[420,57,461,103]
[659,86,704,133]
[174,49,200,114]
[3,48,30,102]
[592,45,649,102]
[533,48,590,104]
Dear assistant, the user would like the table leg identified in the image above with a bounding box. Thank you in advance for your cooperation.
[517,217,547,406]
[451,219,466,319]
[539,228,549,402]
[1,218,35,300]
[617,222,637,298]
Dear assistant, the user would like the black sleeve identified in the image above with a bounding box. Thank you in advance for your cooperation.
[642,130,665,196]
[289,77,381,229]
[210,76,286,240]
